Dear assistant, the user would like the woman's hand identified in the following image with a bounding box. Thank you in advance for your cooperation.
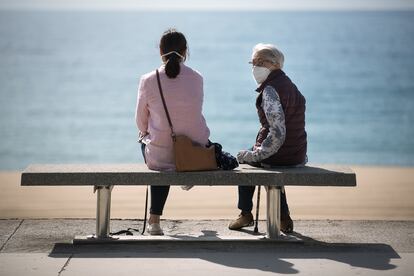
[237,150,255,163]
[138,131,149,143]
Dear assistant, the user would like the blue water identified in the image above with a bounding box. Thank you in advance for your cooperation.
[1,10,413,169]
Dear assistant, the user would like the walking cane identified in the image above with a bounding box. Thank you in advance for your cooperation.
[254,185,261,233]
[141,185,149,235]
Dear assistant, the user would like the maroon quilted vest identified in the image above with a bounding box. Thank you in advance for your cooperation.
[255,69,307,166]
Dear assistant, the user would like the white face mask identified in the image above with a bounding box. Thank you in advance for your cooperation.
[252,66,271,84]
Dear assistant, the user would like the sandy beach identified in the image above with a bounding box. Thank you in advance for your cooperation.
[0,166,413,220]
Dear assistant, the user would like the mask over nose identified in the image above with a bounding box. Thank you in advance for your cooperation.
[252,66,271,84]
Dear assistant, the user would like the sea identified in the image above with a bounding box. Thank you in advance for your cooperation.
[0,10,413,170]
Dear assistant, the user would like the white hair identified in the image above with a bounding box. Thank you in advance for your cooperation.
[252,43,284,69]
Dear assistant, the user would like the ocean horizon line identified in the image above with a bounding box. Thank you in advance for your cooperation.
[1,0,414,12]
[2,9,414,13]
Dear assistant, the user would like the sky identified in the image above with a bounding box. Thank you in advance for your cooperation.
[0,0,414,11]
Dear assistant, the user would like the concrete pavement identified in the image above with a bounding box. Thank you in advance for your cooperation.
[0,219,413,275]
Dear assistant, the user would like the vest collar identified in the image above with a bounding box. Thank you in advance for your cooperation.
[255,69,285,93]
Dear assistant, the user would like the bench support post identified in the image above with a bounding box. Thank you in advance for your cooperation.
[266,186,281,239]
[95,185,113,238]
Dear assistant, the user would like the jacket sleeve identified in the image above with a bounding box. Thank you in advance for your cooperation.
[199,76,210,138]
[250,85,286,162]
[135,76,149,134]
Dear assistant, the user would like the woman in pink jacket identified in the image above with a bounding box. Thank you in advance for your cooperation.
[135,29,210,235]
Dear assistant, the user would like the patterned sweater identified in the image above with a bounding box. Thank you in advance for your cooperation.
[250,85,286,162]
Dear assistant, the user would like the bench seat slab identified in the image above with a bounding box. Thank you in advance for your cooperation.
[21,164,356,187]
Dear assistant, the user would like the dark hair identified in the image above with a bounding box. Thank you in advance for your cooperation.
[160,28,187,79]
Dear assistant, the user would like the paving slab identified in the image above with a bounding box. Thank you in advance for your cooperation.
[0,219,22,251]
[0,253,67,276]
[1,219,144,253]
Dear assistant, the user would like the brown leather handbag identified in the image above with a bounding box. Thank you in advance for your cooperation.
[156,70,218,172]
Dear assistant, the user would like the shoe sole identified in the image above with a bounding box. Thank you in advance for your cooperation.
[147,230,164,236]
[147,225,164,236]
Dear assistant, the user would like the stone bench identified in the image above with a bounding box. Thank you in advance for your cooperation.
[21,163,356,242]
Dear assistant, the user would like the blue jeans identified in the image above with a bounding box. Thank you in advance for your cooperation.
[141,143,170,216]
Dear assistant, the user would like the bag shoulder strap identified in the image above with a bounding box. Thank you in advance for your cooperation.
[156,69,176,139]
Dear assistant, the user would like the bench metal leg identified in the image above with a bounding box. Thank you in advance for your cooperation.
[95,185,113,238]
[266,186,281,239]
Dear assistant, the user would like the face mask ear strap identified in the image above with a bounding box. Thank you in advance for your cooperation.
[161,51,185,60]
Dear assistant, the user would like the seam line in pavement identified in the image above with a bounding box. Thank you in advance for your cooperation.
[58,254,73,276]
[0,219,24,252]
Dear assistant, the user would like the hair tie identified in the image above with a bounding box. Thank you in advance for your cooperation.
[161,51,185,60]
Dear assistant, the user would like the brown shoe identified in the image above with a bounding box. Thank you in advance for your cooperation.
[281,214,294,233]
[228,213,254,230]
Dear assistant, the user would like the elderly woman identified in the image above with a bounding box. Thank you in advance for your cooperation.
[229,44,307,233]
